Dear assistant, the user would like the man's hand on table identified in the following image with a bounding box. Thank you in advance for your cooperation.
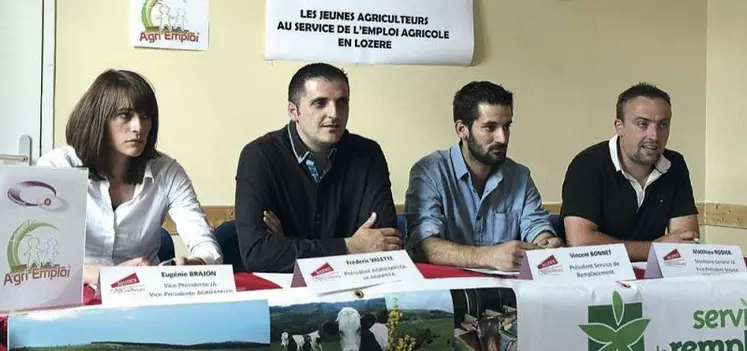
[656,231,698,244]
[345,212,403,254]
[487,240,536,271]
[532,232,564,249]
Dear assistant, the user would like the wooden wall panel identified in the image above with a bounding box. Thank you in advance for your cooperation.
[165,202,741,234]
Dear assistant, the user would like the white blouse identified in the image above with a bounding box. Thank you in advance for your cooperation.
[37,146,222,266]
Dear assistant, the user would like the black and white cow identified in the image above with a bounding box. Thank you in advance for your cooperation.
[321,307,387,351]
[281,332,289,350]
[281,330,323,351]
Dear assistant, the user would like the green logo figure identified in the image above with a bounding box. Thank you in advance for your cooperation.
[6,220,58,272]
[580,291,650,351]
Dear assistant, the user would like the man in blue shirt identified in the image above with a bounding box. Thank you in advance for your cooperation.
[405,81,562,271]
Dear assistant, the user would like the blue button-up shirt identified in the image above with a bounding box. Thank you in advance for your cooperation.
[405,144,555,247]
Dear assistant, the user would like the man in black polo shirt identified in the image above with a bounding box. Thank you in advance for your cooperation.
[234,63,402,272]
[561,83,699,261]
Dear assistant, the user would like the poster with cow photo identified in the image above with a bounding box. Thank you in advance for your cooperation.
[267,290,455,350]
[451,287,518,351]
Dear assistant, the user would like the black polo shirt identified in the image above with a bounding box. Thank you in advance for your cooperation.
[234,123,397,273]
[560,138,698,241]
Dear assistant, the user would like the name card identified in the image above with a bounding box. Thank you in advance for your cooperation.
[645,243,747,278]
[291,250,423,293]
[100,265,236,305]
[519,244,635,281]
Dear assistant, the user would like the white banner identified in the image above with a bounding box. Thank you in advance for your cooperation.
[9,277,514,350]
[130,0,209,51]
[13,263,747,350]
[265,0,474,65]
[517,274,747,351]
[0,166,87,312]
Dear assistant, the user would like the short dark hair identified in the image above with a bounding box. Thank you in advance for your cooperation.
[287,63,349,105]
[453,81,513,128]
[65,69,159,184]
[616,82,671,122]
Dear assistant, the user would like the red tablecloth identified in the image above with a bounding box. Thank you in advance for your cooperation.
[2,260,744,350]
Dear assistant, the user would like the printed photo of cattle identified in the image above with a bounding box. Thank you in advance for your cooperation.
[451,287,518,351]
[268,290,454,351]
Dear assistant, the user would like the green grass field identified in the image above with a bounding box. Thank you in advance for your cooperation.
[265,315,454,351]
[12,342,268,350]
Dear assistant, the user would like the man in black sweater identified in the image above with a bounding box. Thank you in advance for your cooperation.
[234,63,402,272]
[560,83,699,261]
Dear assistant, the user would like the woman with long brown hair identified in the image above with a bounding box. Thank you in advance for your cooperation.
[38,69,222,284]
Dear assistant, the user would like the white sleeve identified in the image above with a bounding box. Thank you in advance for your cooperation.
[36,155,54,167]
[36,147,74,167]
[164,160,223,264]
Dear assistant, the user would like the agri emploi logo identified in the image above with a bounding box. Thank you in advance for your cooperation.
[4,181,71,286]
[7,181,65,211]
[138,0,201,44]
[579,291,650,351]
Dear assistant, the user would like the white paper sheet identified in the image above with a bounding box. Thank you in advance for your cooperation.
[254,273,294,288]
[461,267,520,276]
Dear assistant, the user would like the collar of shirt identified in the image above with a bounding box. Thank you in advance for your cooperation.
[608,135,671,207]
[143,162,154,182]
[135,162,155,196]
[608,135,670,174]
[97,160,155,200]
[450,143,504,200]
[287,122,338,164]
[404,144,552,247]
[89,158,155,186]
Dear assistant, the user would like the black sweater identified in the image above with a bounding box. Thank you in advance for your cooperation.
[234,124,397,272]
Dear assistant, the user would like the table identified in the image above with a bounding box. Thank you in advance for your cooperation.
[0,261,725,351]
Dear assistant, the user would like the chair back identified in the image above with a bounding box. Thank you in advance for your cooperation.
[549,214,565,240]
[157,227,176,262]
[214,220,246,272]
[397,214,407,239]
